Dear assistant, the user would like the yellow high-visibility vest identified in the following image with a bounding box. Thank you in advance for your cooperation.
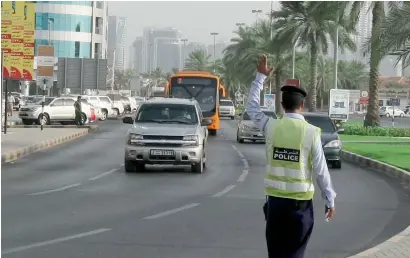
[264,117,320,200]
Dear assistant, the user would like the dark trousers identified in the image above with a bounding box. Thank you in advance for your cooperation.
[75,111,82,125]
[265,196,314,258]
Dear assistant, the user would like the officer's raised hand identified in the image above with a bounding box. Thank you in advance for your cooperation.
[258,55,275,76]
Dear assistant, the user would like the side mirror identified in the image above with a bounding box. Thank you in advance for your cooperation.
[201,118,212,126]
[337,128,344,134]
[123,116,133,124]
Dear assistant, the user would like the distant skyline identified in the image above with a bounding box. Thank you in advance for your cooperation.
[108,1,277,68]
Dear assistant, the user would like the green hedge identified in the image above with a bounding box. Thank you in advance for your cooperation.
[343,125,410,137]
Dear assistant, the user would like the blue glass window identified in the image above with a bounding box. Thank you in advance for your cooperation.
[40,1,92,6]
[35,39,91,58]
[35,13,92,33]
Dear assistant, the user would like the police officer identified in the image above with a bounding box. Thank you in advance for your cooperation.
[246,56,336,258]
[74,96,83,125]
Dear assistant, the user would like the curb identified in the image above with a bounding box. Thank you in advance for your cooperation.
[347,226,410,257]
[342,150,410,186]
[6,124,99,131]
[1,129,90,164]
[107,116,125,120]
[342,153,410,257]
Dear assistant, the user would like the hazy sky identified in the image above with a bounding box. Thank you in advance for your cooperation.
[108,1,279,67]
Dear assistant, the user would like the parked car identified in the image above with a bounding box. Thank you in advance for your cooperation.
[403,105,410,115]
[380,106,405,117]
[80,98,101,122]
[122,97,211,173]
[303,113,343,169]
[219,99,235,120]
[81,95,124,119]
[18,96,93,125]
[236,108,277,143]
[106,93,126,115]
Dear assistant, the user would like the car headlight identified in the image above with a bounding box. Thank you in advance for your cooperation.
[324,140,341,148]
[240,124,251,130]
[128,133,143,145]
[183,135,199,146]
[28,107,40,112]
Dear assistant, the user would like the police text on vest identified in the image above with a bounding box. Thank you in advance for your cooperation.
[273,147,300,162]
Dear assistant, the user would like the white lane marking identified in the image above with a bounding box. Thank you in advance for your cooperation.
[27,183,81,196]
[242,159,249,168]
[212,184,236,197]
[88,169,117,181]
[143,203,200,220]
[231,144,238,150]
[238,169,249,182]
[120,163,124,166]
[2,228,111,255]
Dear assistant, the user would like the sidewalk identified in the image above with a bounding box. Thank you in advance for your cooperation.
[348,226,410,258]
[1,128,89,163]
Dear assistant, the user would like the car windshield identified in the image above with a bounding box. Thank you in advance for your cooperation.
[242,111,277,120]
[170,77,217,114]
[35,98,54,105]
[304,115,336,133]
[135,103,198,125]
[220,100,234,106]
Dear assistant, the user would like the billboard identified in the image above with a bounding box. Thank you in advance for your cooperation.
[264,94,276,111]
[22,2,35,80]
[1,1,13,78]
[1,1,34,80]
[10,1,25,79]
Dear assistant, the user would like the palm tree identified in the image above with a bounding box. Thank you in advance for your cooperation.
[349,1,396,127]
[380,2,410,69]
[184,50,212,71]
[271,1,356,111]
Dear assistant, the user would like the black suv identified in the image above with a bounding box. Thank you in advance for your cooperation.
[303,113,344,169]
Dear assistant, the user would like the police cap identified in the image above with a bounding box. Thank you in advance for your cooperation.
[280,85,307,98]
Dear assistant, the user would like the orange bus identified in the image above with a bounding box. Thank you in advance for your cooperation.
[166,71,225,135]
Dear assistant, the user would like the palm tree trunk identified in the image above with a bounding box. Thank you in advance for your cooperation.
[308,44,318,112]
[364,3,382,127]
[275,73,283,116]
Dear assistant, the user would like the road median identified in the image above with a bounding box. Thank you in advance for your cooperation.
[1,127,95,164]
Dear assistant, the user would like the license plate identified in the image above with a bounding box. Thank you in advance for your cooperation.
[19,113,28,116]
[150,149,175,156]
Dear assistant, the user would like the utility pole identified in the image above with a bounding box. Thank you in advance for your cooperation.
[2,51,7,134]
[210,32,219,73]
[181,38,188,69]
[269,1,273,94]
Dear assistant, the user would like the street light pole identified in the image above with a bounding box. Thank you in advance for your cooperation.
[181,38,188,69]
[210,32,219,73]
[333,7,340,89]
[252,9,263,25]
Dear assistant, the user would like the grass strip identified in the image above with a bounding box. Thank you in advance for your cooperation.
[343,143,410,171]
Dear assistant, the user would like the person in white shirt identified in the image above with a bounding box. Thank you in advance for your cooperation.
[7,93,15,116]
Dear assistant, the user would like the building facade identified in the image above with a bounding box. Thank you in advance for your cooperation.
[132,37,144,74]
[107,15,126,71]
[35,1,108,59]
[142,27,184,73]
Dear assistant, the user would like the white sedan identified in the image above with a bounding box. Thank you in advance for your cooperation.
[380,106,405,117]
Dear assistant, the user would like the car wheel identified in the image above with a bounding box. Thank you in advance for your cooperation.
[38,113,50,125]
[100,110,107,121]
[385,113,390,117]
[124,159,136,173]
[209,129,217,136]
[202,149,206,169]
[236,133,244,143]
[332,161,342,169]
[191,155,203,173]
[80,113,87,125]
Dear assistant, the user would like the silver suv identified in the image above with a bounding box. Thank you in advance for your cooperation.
[123,98,211,173]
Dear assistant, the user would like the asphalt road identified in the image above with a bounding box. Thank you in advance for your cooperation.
[348,114,410,128]
[2,119,410,258]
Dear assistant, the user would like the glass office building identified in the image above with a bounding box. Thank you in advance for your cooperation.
[34,1,108,59]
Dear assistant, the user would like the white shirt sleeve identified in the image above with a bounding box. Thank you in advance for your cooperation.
[312,133,337,208]
[245,72,270,132]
